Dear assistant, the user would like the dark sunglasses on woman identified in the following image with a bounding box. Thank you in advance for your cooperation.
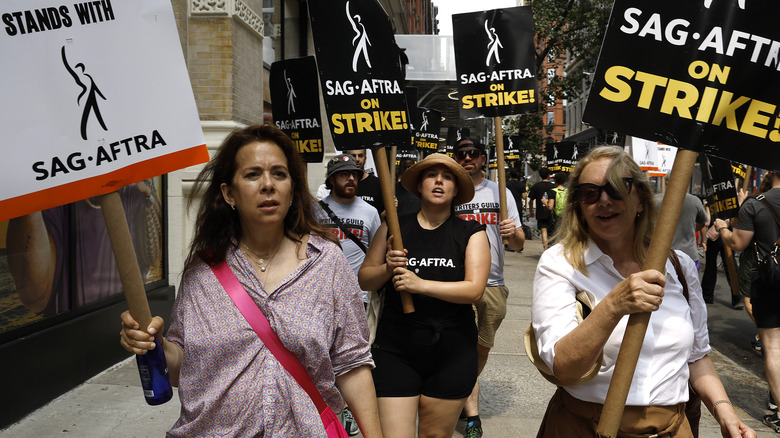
[574,177,634,204]
[454,149,482,160]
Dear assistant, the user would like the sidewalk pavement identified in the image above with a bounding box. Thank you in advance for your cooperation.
[2,238,777,437]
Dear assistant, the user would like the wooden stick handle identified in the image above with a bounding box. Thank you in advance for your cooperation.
[596,149,698,437]
[372,146,415,313]
[99,191,152,331]
[494,117,508,244]
[390,146,398,190]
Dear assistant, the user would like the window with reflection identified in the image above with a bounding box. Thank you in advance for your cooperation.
[0,177,164,334]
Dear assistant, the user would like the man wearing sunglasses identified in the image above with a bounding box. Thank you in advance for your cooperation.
[452,137,525,438]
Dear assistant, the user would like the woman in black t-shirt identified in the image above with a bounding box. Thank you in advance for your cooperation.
[359,153,490,438]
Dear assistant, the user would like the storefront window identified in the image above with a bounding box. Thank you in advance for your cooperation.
[0,177,164,335]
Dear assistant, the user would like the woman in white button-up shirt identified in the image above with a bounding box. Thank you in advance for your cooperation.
[532,146,754,438]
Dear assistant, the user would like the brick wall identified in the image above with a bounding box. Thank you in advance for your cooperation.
[232,22,264,125]
[187,17,234,121]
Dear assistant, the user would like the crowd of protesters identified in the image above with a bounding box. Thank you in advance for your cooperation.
[119,124,771,437]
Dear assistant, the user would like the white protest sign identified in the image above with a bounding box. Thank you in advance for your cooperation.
[649,145,677,178]
[0,0,207,221]
[630,137,659,172]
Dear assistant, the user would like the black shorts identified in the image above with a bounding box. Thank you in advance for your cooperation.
[751,280,780,328]
[371,320,477,399]
[537,217,552,230]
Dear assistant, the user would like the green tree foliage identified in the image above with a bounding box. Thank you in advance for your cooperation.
[502,0,612,169]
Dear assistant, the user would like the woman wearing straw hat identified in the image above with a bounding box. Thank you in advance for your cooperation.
[359,153,490,438]
[531,146,754,437]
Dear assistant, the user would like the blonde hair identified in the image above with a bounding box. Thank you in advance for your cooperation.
[553,146,656,275]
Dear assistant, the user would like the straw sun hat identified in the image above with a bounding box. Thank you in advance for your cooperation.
[400,153,474,205]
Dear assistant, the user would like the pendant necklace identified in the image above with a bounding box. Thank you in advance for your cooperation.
[242,241,282,272]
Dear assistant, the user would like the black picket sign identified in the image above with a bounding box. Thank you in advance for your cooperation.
[270,56,324,163]
[452,6,539,119]
[583,0,780,170]
[546,141,584,173]
[505,135,520,161]
[413,108,441,152]
[488,135,521,169]
[699,154,739,220]
[445,126,471,157]
[308,0,410,150]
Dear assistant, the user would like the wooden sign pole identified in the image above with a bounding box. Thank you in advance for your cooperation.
[390,145,398,188]
[494,117,508,244]
[372,146,415,313]
[596,149,698,437]
[99,191,152,330]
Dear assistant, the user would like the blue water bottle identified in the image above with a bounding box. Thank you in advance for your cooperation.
[136,335,173,405]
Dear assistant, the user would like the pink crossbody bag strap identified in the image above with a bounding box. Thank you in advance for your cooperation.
[211,261,328,413]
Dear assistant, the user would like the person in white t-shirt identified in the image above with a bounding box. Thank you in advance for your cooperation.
[532,146,753,437]
[452,137,524,437]
[315,154,381,304]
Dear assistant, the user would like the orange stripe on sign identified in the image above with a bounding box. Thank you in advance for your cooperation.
[0,145,209,222]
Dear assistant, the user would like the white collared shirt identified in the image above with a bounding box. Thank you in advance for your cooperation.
[532,241,710,406]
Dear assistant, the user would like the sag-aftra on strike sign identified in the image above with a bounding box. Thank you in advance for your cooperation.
[583,0,780,169]
[308,0,410,150]
[0,0,207,221]
[452,6,539,119]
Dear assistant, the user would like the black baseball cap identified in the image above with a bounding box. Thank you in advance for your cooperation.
[326,154,361,179]
[453,137,485,153]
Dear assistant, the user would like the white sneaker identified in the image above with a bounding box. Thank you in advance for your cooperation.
[341,407,359,436]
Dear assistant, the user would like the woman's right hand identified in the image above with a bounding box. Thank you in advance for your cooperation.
[384,235,407,271]
[605,270,667,317]
[119,310,165,355]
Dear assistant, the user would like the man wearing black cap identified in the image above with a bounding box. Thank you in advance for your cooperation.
[316,154,380,305]
[452,137,525,438]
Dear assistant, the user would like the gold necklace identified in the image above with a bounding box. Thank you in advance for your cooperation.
[242,241,282,272]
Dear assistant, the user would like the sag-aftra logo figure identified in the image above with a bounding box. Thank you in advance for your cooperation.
[62,45,108,140]
[346,1,371,72]
[484,20,503,66]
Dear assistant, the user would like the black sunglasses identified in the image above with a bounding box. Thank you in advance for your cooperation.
[454,149,482,160]
[574,177,634,204]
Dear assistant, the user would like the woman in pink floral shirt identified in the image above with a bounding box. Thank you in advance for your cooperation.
[120,124,381,437]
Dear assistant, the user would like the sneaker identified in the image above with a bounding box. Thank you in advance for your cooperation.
[341,407,359,436]
[763,412,780,433]
[465,421,484,438]
[752,335,763,353]
[770,391,777,411]
[732,295,745,310]
[459,409,468,422]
